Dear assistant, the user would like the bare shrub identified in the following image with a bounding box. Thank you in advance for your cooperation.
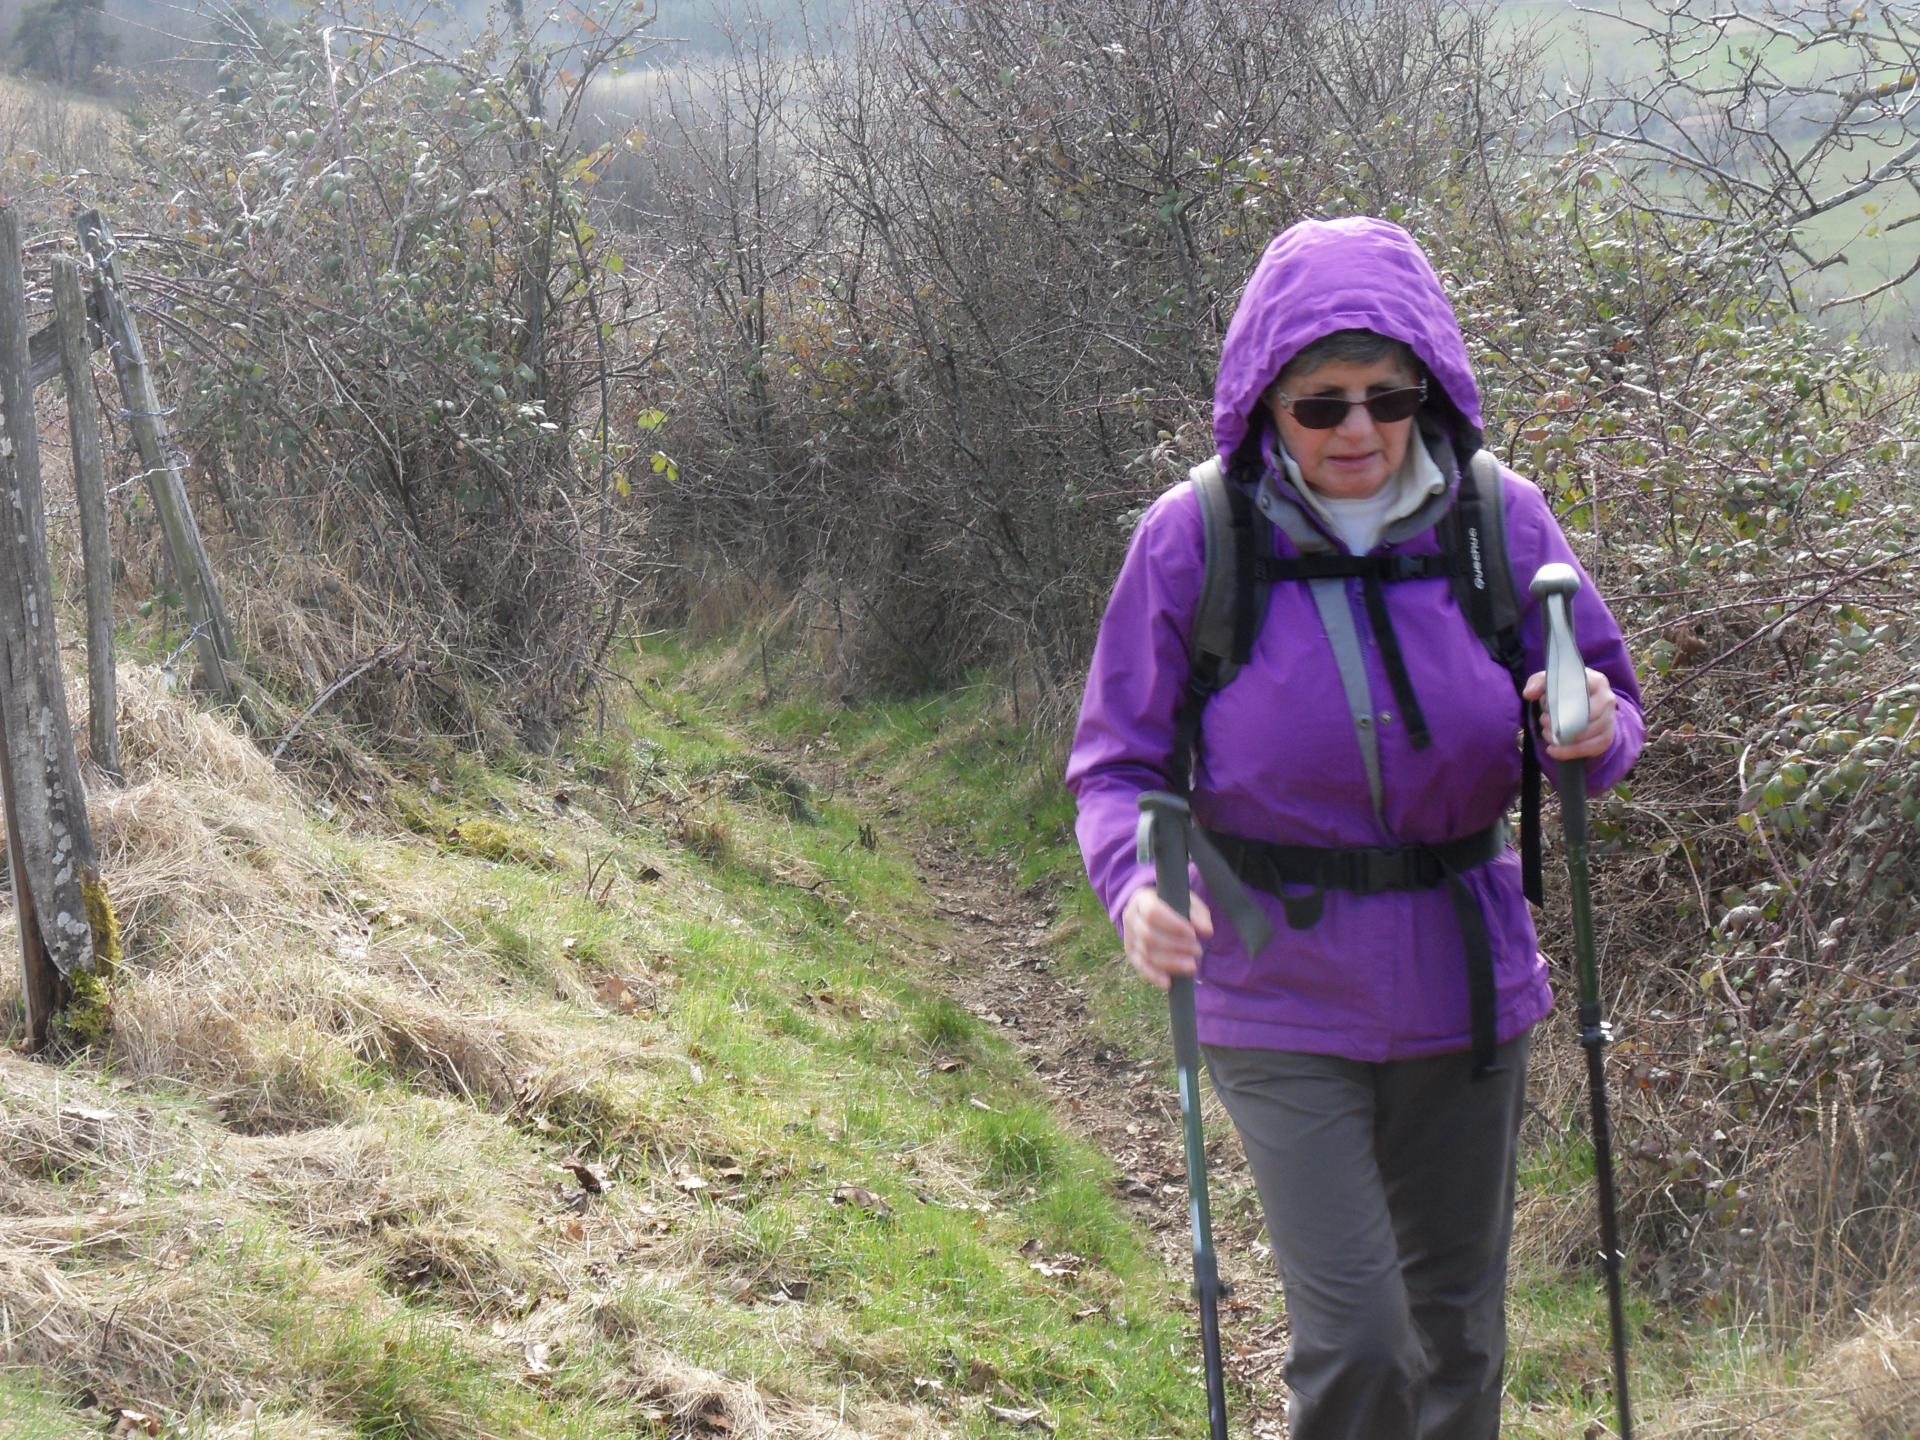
[626,0,1544,691]
[106,1,663,744]
[1557,0,1920,336]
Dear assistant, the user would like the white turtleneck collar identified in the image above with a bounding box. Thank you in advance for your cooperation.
[1277,433,1447,555]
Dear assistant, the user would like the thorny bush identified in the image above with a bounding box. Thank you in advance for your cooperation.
[120,0,658,746]
[619,0,1537,699]
[1446,167,1920,1321]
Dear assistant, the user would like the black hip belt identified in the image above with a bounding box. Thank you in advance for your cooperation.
[1202,819,1510,1079]
[1205,820,1506,914]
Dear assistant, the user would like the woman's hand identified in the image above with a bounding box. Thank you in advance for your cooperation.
[1122,886,1215,990]
[1522,666,1618,761]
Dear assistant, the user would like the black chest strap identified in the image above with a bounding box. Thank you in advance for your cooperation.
[1173,451,1546,1074]
[1251,552,1452,582]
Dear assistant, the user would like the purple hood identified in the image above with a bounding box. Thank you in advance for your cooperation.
[1213,217,1483,462]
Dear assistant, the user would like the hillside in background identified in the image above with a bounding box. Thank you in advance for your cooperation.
[1499,0,1920,325]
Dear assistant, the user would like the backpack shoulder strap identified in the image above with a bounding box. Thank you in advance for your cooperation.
[1445,449,1525,684]
[1446,448,1547,905]
[1171,456,1273,793]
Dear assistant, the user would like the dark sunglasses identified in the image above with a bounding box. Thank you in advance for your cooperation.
[1274,379,1427,430]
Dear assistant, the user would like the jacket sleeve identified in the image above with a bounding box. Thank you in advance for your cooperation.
[1064,484,1208,934]
[1503,471,1646,794]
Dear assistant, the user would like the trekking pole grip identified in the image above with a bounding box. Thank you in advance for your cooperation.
[1530,562,1588,749]
[1136,791,1192,920]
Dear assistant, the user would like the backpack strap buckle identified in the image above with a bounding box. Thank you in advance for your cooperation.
[1278,883,1326,930]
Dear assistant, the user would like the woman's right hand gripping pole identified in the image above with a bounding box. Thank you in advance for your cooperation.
[1123,886,1216,990]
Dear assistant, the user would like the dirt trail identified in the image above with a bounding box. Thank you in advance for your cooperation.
[783,742,1294,1438]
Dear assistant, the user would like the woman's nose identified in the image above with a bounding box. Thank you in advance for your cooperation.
[1334,400,1376,437]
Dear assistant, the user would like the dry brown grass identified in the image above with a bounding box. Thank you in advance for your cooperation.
[1644,1310,1920,1439]
[0,1061,287,1407]
[0,660,942,1438]
[1810,1310,1920,1439]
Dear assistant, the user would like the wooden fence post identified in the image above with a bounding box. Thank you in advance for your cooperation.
[75,208,237,705]
[0,207,101,1049]
[53,255,120,783]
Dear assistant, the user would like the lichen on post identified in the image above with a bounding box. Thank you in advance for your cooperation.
[0,204,104,1048]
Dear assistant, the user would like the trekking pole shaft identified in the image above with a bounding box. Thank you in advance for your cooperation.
[1533,565,1632,1435]
[1563,756,1634,1440]
[1585,1018,1634,1440]
[1146,818,1230,1440]
[1561,763,1599,1006]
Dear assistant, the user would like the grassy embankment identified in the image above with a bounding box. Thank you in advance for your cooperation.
[0,645,1203,1438]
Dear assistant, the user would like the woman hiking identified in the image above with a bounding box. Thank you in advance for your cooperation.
[1065,217,1646,1439]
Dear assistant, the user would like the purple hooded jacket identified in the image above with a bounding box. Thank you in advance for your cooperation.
[1066,217,1645,1060]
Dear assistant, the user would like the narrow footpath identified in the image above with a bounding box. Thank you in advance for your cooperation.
[774,739,1294,1438]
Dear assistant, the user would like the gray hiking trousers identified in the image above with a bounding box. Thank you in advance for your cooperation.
[1203,1035,1531,1440]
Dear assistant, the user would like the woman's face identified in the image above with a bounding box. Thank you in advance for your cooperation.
[1268,354,1420,500]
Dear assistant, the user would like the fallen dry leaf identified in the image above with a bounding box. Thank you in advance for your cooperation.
[674,1171,710,1194]
[554,1160,609,1194]
[1017,1237,1084,1278]
[831,1183,893,1217]
[593,973,651,1014]
[523,1340,553,1379]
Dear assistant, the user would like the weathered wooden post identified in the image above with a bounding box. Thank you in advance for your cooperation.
[52,254,120,782]
[0,207,103,1048]
[76,208,237,705]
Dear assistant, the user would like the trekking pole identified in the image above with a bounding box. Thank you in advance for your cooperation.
[1531,563,1634,1440]
[1136,793,1272,1440]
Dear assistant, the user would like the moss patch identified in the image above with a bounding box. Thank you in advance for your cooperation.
[441,817,557,868]
[82,872,122,969]
[54,965,112,1048]
[50,873,123,1047]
